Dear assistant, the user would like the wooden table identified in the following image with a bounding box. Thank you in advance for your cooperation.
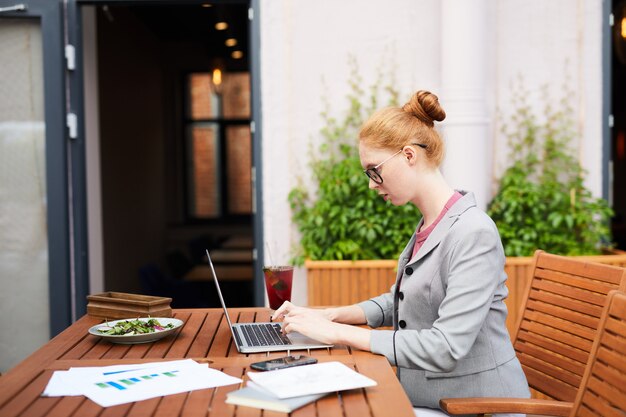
[184,265,253,282]
[0,308,414,416]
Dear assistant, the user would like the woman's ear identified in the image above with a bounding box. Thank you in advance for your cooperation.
[403,145,417,165]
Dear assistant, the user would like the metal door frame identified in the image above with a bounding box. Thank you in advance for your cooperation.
[603,0,612,202]
[68,0,265,305]
[0,0,87,336]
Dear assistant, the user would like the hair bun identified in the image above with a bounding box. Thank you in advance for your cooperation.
[402,90,446,126]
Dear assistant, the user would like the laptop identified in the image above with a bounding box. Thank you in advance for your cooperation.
[205,249,333,353]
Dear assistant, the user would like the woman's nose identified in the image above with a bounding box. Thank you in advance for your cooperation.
[368,178,378,190]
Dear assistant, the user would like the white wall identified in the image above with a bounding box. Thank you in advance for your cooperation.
[260,0,440,303]
[259,0,605,304]
[439,0,493,210]
[492,0,603,195]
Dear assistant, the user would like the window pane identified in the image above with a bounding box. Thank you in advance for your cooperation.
[222,72,250,118]
[188,73,220,119]
[226,125,252,214]
[187,123,220,218]
[0,18,49,372]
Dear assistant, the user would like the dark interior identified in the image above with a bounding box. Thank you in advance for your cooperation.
[95,1,254,307]
[128,3,249,72]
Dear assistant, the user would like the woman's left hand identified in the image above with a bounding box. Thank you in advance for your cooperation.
[281,307,339,345]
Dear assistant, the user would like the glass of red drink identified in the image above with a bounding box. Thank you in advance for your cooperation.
[262,266,294,310]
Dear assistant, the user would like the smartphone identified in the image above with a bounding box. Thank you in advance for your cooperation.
[250,355,318,371]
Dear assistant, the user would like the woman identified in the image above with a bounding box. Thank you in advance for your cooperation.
[272,90,530,415]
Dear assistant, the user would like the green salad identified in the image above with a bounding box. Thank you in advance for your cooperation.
[97,318,174,336]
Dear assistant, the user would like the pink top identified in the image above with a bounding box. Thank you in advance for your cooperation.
[411,191,463,259]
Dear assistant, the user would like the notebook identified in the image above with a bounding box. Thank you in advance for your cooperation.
[205,249,333,353]
[226,382,327,413]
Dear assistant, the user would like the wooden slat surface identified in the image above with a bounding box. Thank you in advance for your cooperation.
[439,256,626,417]
[513,251,626,403]
[571,291,626,417]
[183,265,253,282]
[307,261,397,306]
[0,308,413,417]
[572,291,626,417]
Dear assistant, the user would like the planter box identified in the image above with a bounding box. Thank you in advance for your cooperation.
[306,250,626,335]
[306,260,398,307]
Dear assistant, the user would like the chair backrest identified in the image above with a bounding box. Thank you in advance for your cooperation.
[512,250,626,402]
[570,290,626,417]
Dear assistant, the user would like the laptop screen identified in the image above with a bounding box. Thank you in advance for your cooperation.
[205,249,237,336]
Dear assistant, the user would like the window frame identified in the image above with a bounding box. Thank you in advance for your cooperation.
[182,70,253,225]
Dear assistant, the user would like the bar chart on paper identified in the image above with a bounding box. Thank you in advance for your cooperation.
[53,359,243,407]
[94,370,180,390]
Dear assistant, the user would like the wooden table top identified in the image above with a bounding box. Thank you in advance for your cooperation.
[0,308,414,417]
[184,265,253,282]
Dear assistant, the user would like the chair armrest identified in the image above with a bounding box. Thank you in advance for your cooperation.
[439,397,573,416]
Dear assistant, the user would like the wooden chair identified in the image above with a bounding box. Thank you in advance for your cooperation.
[440,250,626,416]
[440,289,626,416]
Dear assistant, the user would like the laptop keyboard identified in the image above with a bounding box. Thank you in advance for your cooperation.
[240,323,292,347]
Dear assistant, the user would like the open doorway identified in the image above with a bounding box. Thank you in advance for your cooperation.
[84,2,255,307]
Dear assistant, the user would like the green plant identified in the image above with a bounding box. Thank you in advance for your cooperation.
[487,82,613,257]
[288,58,421,265]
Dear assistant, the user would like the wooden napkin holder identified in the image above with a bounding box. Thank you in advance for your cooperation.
[86,292,172,320]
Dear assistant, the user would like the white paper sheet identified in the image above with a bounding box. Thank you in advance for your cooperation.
[42,371,83,396]
[42,359,242,407]
[246,361,376,399]
[42,361,160,397]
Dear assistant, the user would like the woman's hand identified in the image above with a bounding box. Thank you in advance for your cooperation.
[280,305,339,345]
[271,301,330,322]
[271,301,371,349]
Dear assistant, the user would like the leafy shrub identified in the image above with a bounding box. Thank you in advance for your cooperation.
[487,83,613,256]
[288,59,421,265]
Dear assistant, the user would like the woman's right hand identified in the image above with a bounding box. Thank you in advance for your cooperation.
[270,301,332,322]
[271,302,367,325]
[271,301,371,350]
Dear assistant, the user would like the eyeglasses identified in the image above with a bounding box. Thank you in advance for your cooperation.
[363,143,427,184]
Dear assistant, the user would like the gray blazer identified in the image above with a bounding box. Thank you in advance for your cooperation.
[358,191,530,409]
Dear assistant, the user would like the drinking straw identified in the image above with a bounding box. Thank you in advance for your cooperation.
[265,242,275,266]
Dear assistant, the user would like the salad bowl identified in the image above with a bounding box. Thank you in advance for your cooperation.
[88,317,183,344]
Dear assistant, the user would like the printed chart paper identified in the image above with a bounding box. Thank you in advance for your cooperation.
[247,361,376,399]
[43,361,158,397]
[42,359,241,407]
